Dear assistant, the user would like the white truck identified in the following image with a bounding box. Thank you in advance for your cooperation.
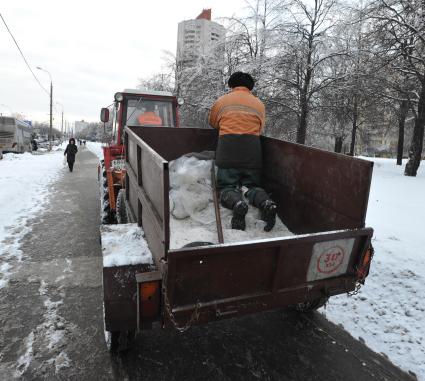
[0,117,33,158]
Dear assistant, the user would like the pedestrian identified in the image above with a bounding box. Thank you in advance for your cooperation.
[31,139,38,151]
[209,71,277,231]
[64,138,78,172]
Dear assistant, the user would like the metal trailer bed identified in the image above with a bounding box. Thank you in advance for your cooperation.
[103,126,374,335]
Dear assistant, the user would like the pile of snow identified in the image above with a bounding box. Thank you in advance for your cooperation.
[86,141,105,161]
[169,154,293,249]
[100,223,153,267]
[321,158,425,380]
[0,151,64,288]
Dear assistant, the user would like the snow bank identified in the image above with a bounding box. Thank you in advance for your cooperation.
[0,151,64,288]
[100,223,153,267]
[169,155,293,249]
[86,141,104,161]
[321,158,425,380]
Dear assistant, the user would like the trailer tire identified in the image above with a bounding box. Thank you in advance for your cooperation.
[109,331,120,353]
[116,189,128,224]
[108,331,134,354]
[294,296,328,312]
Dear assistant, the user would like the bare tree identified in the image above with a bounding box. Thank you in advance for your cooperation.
[369,0,425,176]
[137,73,174,93]
[275,0,349,144]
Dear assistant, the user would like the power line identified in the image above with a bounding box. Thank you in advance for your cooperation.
[0,12,50,97]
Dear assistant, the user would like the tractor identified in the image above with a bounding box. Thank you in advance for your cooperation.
[99,89,182,223]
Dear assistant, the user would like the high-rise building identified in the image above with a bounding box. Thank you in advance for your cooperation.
[74,120,89,135]
[176,9,225,67]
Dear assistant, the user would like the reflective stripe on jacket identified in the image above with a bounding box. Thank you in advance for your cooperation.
[209,87,265,169]
[208,87,265,136]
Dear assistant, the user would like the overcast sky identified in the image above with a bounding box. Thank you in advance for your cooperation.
[0,0,247,127]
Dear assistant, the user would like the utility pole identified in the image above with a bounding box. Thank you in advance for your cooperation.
[61,109,64,137]
[36,66,53,150]
[49,80,53,150]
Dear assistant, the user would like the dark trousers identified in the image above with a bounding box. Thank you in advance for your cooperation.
[68,160,74,172]
[217,168,270,210]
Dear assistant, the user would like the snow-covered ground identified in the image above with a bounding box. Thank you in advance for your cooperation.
[321,158,425,380]
[85,141,105,162]
[0,148,65,288]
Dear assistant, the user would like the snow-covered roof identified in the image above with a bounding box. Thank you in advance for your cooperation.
[122,88,174,97]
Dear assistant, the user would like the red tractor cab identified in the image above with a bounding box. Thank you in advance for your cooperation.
[99,89,182,223]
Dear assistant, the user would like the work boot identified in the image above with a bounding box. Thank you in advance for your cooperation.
[232,200,248,231]
[260,200,277,232]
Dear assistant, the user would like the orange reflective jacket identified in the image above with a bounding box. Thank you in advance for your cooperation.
[208,87,265,136]
[138,112,163,126]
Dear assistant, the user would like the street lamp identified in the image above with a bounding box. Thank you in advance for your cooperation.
[56,102,64,139]
[36,66,53,150]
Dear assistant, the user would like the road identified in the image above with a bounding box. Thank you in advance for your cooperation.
[0,148,416,381]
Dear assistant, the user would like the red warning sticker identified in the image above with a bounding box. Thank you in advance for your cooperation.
[316,246,345,274]
[307,238,355,281]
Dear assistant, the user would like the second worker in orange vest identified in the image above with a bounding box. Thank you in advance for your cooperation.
[138,104,163,126]
[209,72,277,231]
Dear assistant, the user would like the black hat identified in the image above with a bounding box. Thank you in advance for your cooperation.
[228,72,255,91]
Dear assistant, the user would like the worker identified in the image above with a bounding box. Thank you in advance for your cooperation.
[209,71,277,231]
[137,103,163,126]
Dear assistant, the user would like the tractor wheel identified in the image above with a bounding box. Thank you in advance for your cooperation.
[100,166,112,224]
[116,189,128,224]
[294,296,329,312]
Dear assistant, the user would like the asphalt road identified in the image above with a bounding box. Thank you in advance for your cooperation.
[0,148,416,381]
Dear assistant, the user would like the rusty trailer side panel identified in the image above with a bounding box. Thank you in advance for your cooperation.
[261,137,373,234]
[125,127,170,266]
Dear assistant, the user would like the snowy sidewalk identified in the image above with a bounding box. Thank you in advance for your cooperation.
[0,148,113,379]
[0,150,64,288]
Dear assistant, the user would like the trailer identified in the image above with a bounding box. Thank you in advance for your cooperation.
[0,117,32,157]
[101,125,374,352]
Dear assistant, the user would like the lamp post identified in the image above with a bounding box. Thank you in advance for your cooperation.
[56,102,64,140]
[36,66,53,150]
